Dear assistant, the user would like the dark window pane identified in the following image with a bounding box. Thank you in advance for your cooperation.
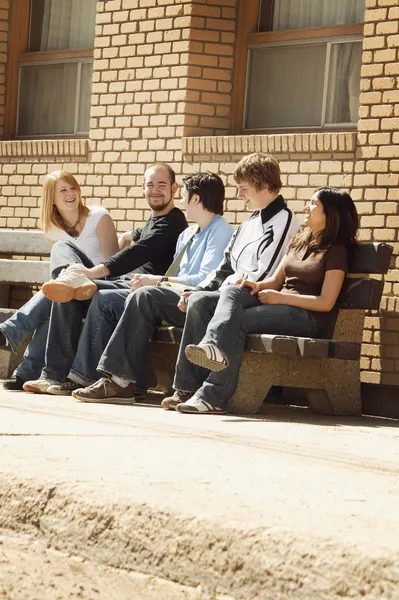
[28,0,97,51]
[77,62,93,133]
[18,63,77,135]
[245,44,326,128]
[326,42,362,124]
[259,0,365,32]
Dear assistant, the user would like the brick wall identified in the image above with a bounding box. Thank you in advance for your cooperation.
[1,0,399,389]
[0,0,9,138]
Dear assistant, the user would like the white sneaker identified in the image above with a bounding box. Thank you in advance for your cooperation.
[42,268,97,303]
[176,396,226,414]
[185,343,228,372]
[23,377,60,394]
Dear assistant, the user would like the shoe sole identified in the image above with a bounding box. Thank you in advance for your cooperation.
[47,386,74,396]
[176,405,227,414]
[23,383,50,394]
[185,345,228,372]
[72,393,142,405]
[160,400,179,410]
[42,281,97,303]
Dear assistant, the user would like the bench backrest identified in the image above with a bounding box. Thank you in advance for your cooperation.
[323,242,393,339]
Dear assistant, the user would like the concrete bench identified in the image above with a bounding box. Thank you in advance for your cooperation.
[147,242,393,416]
[0,229,51,376]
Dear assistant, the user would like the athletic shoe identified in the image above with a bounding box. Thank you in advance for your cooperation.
[176,396,227,414]
[160,390,192,410]
[72,377,146,404]
[23,377,60,394]
[185,343,228,372]
[47,379,82,396]
[2,376,25,391]
[42,268,97,303]
[0,330,11,351]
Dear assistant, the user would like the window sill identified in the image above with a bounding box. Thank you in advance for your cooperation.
[182,132,357,156]
[0,139,89,159]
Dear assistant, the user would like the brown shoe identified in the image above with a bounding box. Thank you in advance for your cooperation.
[72,377,145,404]
[161,390,192,410]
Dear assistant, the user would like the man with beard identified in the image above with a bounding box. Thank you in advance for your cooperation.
[24,163,188,393]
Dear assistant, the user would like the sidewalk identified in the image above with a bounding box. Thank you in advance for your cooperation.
[0,387,399,599]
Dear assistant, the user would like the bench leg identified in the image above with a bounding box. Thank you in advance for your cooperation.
[307,359,361,416]
[229,352,273,414]
[147,342,179,395]
[0,284,10,309]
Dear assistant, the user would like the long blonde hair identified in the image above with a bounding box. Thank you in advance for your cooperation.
[40,170,89,233]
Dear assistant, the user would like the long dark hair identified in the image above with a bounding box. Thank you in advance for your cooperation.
[291,187,358,253]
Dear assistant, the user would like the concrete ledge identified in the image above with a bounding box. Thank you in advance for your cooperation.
[0,260,50,284]
[0,229,50,255]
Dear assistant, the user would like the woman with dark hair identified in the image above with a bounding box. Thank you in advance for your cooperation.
[166,187,359,414]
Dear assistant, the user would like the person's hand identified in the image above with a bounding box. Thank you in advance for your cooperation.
[257,289,282,305]
[118,231,132,250]
[177,290,193,313]
[66,264,93,279]
[240,280,261,295]
[129,273,160,291]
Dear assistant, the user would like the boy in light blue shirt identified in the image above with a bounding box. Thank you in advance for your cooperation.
[52,173,233,402]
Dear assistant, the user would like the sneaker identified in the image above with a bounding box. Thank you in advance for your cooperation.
[0,330,11,352]
[185,343,228,372]
[42,268,97,303]
[2,376,25,391]
[47,379,82,396]
[176,396,227,414]
[23,377,60,394]
[160,390,192,410]
[72,377,146,404]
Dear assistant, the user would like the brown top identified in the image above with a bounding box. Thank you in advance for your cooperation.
[281,244,349,330]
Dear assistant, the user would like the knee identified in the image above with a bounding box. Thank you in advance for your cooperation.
[187,291,213,316]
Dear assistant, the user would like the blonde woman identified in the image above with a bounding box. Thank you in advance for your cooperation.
[0,170,118,390]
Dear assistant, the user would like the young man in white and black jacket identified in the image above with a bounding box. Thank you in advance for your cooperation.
[162,152,300,411]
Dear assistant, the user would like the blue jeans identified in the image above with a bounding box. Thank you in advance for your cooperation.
[0,240,94,381]
[96,286,186,391]
[174,286,320,410]
[68,287,132,385]
[42,278,132,383]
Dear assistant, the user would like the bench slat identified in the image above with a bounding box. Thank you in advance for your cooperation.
[0,259,50,284]
[0,230,50,256]
[337,278,384,310]
[349,242,392,274]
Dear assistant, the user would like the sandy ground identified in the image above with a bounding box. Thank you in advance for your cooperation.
[0,529,232,600]
[0,388,399,598]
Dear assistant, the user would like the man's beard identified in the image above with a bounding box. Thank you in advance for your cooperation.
[148,194,172,213]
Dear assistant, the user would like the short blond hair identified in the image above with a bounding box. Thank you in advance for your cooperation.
[234,153,282,194]
[40,171,89,233]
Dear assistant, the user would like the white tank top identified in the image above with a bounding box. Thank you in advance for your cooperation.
[47,205,109,265]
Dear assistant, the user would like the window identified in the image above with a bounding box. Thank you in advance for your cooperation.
[5,0,96,138]
[233,0,365,132]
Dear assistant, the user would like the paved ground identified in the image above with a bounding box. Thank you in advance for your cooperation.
[0,385,399,599]
[0,529,231,600]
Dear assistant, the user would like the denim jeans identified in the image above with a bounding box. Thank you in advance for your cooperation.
[174,286,320,410]
[97,286,186,391]
[0,240,95,381]
[68,286,132,385]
